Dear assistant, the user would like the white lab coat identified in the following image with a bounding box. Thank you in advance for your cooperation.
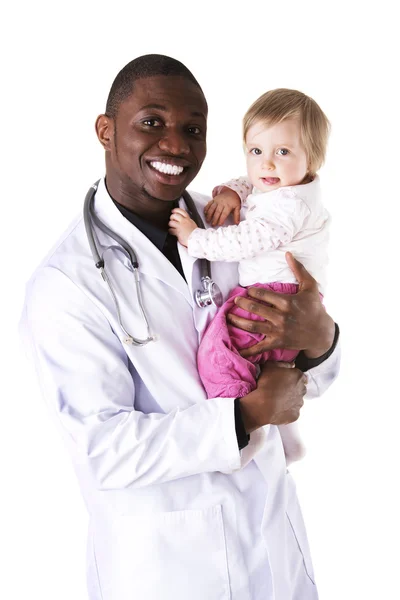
[20,178,340,600]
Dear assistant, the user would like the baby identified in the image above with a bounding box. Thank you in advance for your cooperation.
[169,88,330,463]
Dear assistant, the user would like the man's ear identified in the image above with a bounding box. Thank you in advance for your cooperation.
[95,114,114,151]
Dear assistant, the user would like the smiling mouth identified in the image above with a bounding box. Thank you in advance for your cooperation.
[262,177,280,185]
[149,161,187,176]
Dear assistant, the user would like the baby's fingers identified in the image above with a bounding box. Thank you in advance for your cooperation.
[168,214,181,224]
[211,204,230,226]
[171,207,189,218]
[204,201,218,223]
[215,205,234,226]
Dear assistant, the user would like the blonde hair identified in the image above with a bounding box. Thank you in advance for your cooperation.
[243,88,330,176]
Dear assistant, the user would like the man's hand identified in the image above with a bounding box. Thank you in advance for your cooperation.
[239,361,307,434]
[204,188,241,226]
[227,252,335,359]
[169,208,198,247]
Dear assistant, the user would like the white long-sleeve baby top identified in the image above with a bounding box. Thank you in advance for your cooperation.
[187,176,330,293]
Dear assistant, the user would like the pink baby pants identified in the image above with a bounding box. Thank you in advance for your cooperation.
[197,282,299,399]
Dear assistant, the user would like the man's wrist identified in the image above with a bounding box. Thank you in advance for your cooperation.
[296,323,340,372]
[303,314,335,359]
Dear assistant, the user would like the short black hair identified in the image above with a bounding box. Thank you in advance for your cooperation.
[105,54,204,118]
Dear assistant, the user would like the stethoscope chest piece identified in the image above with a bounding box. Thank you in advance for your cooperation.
[195,276,223,308]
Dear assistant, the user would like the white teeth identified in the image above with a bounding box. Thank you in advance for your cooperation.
[150,161,184,176]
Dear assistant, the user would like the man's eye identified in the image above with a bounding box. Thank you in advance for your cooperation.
[277,148,289,156]
[142,119,162,127]
[250,148,262,155]
[188,126,201,135]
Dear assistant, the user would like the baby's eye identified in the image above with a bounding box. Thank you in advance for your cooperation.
[277,148,289,156]
[250,148,262,155]
[188,126,202,135]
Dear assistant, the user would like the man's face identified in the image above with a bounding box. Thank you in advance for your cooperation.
[102,75,208,203]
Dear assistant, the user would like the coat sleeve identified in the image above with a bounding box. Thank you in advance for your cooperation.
[304,342,341,400]
[21,267,264,491]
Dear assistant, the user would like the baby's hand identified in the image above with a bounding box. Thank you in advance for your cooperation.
[168,208,198,247]
[204,188,241,226]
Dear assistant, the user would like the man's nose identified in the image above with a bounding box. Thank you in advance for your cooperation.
[158,129,190,155]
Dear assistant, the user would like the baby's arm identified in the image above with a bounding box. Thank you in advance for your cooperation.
[168,206,272,258]
[186,218,284,261]
[204,177,253,226]
[188,192,310,262]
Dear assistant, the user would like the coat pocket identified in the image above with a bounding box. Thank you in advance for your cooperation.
[93,505,231,600]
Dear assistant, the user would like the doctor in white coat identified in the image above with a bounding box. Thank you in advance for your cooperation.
[20,55,340,600]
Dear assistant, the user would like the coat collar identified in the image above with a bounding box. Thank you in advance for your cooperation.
[92,178,198,306]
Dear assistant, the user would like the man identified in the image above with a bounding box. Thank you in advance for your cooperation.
[21,54,340,600]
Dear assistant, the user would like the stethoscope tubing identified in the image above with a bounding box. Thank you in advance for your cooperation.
[84,182,154,345]
[83,181,219,346]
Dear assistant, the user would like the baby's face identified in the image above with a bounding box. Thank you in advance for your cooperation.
[245,118,308,193]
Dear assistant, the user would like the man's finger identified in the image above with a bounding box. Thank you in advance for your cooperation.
[285,252,317,291]
[234,294,283,323]
[274,361,295,369]
[227,312,269,332]
[239,339,275,358]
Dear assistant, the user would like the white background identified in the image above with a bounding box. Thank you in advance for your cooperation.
[2,1,400,598]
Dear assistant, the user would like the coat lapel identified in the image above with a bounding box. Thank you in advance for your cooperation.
[91,180,239,344]
[93,179,194,306]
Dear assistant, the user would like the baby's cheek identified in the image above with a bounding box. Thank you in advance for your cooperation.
[246,163,257,188]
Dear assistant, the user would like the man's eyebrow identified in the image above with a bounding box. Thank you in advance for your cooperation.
[140,103,167,112]
[140,104,206,118]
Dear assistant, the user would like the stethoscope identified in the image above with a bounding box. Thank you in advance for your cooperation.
[83,181,223,346]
